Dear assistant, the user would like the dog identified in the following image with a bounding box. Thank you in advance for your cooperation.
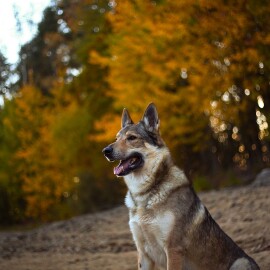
[102,103,260,270]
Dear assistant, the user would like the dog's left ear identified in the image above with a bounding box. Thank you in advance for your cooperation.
[122,108,134,128]
[142,103,160,133]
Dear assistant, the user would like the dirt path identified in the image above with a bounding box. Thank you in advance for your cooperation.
[0,185,269,270]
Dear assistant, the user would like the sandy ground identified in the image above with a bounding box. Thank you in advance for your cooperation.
[0,184,269,270]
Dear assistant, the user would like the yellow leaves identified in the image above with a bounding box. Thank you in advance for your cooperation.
[24,194,55,221]
[93,114,121,142]
[233,48,260,63]
[90,50,110,68]
[90,0,270,157]
[5,84,77,221]
[2,0,270,222]
[263,33,270,45]
[2,117,13,131]
[165,60,179,71]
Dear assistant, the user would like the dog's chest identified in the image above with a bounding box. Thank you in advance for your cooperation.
[129,208,175,266]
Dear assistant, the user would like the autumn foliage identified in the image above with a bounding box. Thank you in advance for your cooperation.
[0,0,270,224]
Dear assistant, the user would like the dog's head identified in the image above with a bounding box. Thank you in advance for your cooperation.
[102,103,165,177]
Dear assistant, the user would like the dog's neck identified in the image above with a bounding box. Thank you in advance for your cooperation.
[124,145,189,209]
[124,146,171,194]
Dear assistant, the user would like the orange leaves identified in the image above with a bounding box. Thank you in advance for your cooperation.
[90,50,110,68]
[90,0,270,160]
[2,0,270,223]
[91,1,208,145]
[93,114,121,142]
[5,84,76,221]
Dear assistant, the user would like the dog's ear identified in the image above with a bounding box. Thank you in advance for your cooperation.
[142,103,160,133]
[122,108,134,128]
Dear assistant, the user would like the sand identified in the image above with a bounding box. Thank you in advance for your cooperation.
[0,184,269,270]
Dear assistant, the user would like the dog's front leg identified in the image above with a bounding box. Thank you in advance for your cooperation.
[166,247,183,270]
[138,251,155,270]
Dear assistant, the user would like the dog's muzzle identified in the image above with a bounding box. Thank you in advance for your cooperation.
[102,145,144,176]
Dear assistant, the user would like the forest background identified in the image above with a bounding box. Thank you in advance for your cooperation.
[0,0,270,225]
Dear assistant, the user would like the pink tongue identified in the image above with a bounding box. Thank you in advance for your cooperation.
[114,160,130,175]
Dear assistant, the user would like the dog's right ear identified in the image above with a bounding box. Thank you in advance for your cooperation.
[121,108,134,128]
[142,103,160,133]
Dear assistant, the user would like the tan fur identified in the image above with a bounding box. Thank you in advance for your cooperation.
[103,103,260,270]
[124,144,188,205]
[124,145,258,270]
[125,146,187,270]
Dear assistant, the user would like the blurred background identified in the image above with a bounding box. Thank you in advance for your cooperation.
[0,0,269,225]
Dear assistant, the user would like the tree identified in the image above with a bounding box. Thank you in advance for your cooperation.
[0,52,12,95]
[0,97,25,224]
[92,0,270,180]
[17,6,75,93]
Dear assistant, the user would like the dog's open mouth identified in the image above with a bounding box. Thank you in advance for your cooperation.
[113,153,143,176]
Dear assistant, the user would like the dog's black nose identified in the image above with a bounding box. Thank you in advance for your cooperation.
[102,145,113,156]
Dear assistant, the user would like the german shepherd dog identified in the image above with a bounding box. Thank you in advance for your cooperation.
[102,103,259,270]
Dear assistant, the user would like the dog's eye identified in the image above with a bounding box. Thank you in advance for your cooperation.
[127,135,137,141]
